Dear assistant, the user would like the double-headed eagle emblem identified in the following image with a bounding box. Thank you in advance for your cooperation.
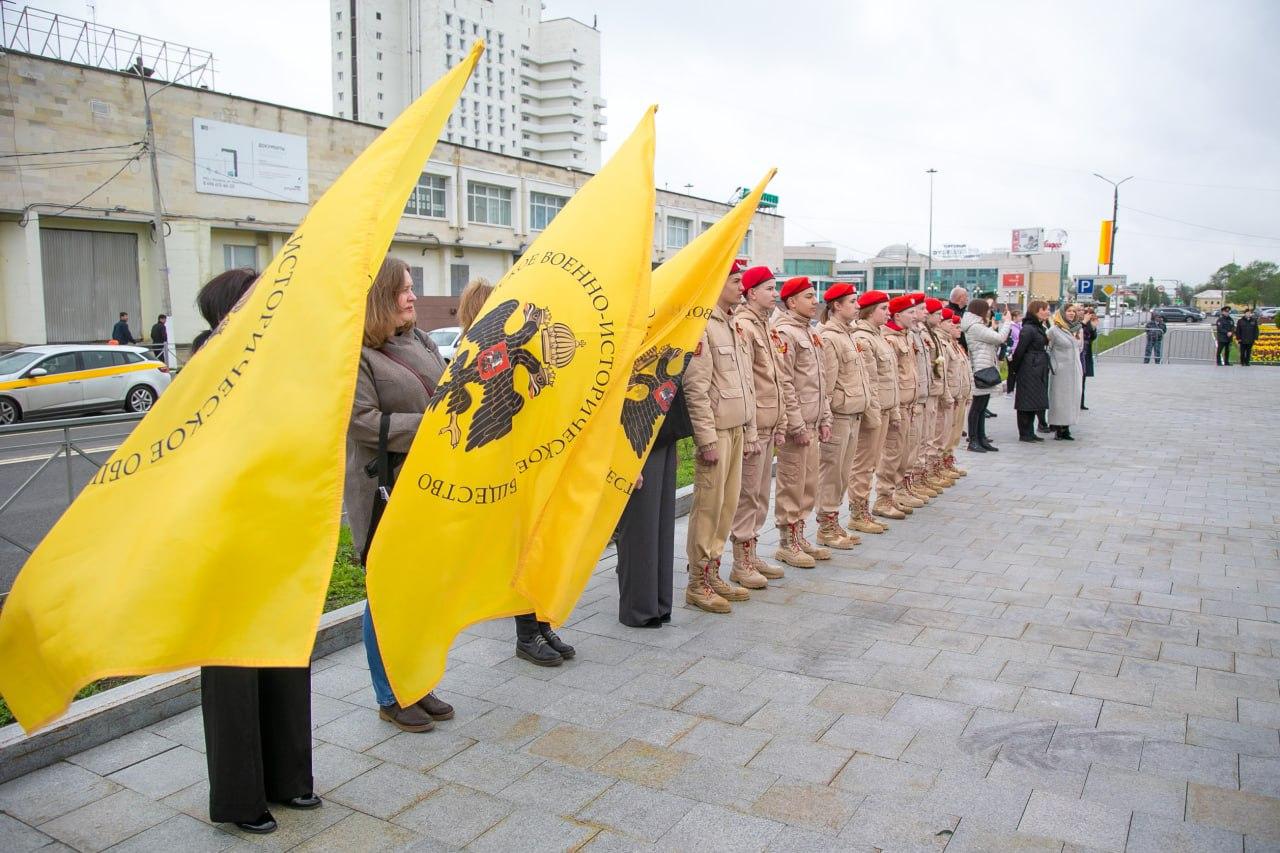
[429,299,582,451]
[620,345,684,458]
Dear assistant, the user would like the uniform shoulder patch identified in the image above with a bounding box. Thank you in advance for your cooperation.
[769,329,787,355]
[812,333,822,348]
[694,341,703,357]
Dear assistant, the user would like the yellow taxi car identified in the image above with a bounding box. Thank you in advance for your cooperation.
[0,345,172,425]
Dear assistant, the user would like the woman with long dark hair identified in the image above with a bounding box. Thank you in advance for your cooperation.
[1080,308,1097,409]
[959,298,1008,452]
[193,269,319,835]
[1007,300,1051,443]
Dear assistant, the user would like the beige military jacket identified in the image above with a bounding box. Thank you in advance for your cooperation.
[923,326,947,399]
[818,317,873,417]
[851,319,897,421]
[949,338,973,402]
[733,301,786,436]
[883,323,918,406]
[910,327,933,402]
[771,309,832,433]
[684,306,758,451]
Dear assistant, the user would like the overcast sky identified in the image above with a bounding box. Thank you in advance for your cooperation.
[34,0,1280,286]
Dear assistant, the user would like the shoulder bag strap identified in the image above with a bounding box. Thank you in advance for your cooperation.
[361,413,393,566]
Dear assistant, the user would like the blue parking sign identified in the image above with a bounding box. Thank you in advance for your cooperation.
[1076,278,1095,295]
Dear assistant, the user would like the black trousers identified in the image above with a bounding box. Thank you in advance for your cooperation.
[201,666,313,823]
[615,439,677,627]
[967,394,990,443]
[1036,409,1048,429]
[1216,341,1232,365]
[1017,411,1037,439]
[1080,376,1088,407]
[1240,343,1253,365]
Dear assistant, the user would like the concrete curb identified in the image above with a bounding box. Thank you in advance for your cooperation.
[0,480,710,783]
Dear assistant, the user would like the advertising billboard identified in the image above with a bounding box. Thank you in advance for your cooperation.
[1043,228,1068,250]
[192,118,309,204]
[1011,228,1043,252]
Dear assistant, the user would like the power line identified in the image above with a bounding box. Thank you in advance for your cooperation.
[35,154,144,221]
[1120,205,1280,243]
[0,142,144,159]
[0,156,144,172]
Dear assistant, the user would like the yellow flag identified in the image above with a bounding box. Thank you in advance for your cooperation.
[0,43,484,732]
[516,169,777,620]
[367,108,656,706]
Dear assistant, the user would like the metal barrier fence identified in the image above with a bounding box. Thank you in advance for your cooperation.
[1097,324,1218,363]
[0,412,142,561]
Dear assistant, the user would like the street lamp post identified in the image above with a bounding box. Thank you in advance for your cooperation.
[1092,173,1133,277]
[926,168,937,294]
[137,61,209,367]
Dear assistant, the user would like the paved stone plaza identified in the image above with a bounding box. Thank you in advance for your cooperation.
[1,362,1278,851]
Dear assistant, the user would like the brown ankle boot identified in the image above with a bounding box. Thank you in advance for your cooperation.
[748,537,785,579]
[379,703,435,733]
[873,495,907,519]
[817,512,859,549]
[848,501,887,534]
[685,563,731,613]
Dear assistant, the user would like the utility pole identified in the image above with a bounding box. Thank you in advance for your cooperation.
[137,61,208,367]
[926,168,937,294]
[1093,173,1133,276]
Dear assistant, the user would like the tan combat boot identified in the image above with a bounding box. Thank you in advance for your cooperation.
[795,520,832,561]
[705,557,750,601]
[817,512,860,549]
[848,501,887,534]
[937,457,960,482]
[927,461,952,490]
[731,539,754,577]
[748,537,785,580]
[729,561,768,590]
[947,453,967,477]
[895,479,926,509]
[774,524,817,568]
[873,494,907,519]
[685,563,731,613]
[909,471,939,499]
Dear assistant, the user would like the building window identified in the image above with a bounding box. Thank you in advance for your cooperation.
[375,31,382,39]
[700,221,715,234]
[530,191,567,231]
[375,11,382,19]
[740,229,753,256]
[376,51,382,60]
[378,111,384,119]
[336,31,342,40]
[783,258,834,277]
[337,91,344,100]
[377,92,383,100]
[336,10,341,19]
[446,34,452,49]
[337,71,343,80]
[467,182,513,226]
[376,71,383,80]
[666,216,691,249]
[337,51,343,60]
[224,244,257,270]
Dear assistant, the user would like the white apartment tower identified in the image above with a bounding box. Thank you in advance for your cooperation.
[330,0,607,170]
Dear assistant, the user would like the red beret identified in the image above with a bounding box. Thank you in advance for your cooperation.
[729,258,748,276]
[951,316,961,325]
[908,292,927,306]
[858,289,889,308]
[824,283,855,303]
[924,297,944,314]
[889,295,914,315]
[741,266,775,293]
[941,308,954,320]
[779,276,814,302]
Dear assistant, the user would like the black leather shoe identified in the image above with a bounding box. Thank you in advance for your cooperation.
[967,441,987,453]
[1037,424,1053,433]
[1029,434,1046,442]
[281,794,321,810]
[236,812,278,834]
[538,621,575,659]
[1019,435,1037,442]
[979,439,999,452]
[1080,405,1090,410]
[515,615,563,666]
[984,410,997,418]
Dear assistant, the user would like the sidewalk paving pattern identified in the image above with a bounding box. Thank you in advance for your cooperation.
[2,362,1278,851]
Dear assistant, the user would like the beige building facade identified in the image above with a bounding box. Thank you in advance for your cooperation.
[0,52,782,345]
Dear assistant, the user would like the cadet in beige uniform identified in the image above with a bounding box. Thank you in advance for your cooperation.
[815,283,869,550]
[918,297,950,493]
[729,266,787,588]
[875,295,921,518]
[945,313,971,477]
[771,276,833,568]
[684,260,760,613]
[902,293,935,504]
[848,290,894,532]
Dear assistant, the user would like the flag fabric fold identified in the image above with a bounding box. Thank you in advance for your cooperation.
[514,169,778,620]
[0,42,484,732]
[367,108,657,707]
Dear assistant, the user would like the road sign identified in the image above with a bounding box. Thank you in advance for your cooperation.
[1102,284,1116,297]
[1076,278,1095,295]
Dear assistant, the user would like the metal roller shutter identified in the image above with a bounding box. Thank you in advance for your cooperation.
[40,229,142,343]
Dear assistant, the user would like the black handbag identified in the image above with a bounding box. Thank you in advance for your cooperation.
[973,366,1001,389]
[360,413,405,565]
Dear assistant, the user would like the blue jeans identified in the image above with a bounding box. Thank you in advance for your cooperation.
[363,602,395,708]
[1143,337,1162,363]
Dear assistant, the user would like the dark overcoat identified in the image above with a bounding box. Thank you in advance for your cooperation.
[1007,316,1050,412]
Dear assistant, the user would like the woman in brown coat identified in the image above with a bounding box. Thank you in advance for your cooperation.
[347,257,454,733]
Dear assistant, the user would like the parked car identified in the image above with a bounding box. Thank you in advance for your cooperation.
[427,326,462,362]
[1151,307,1202,323]
[1258,306,1278,321]
[0,345,171,425]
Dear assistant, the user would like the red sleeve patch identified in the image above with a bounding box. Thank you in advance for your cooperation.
[694,341,703,357]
